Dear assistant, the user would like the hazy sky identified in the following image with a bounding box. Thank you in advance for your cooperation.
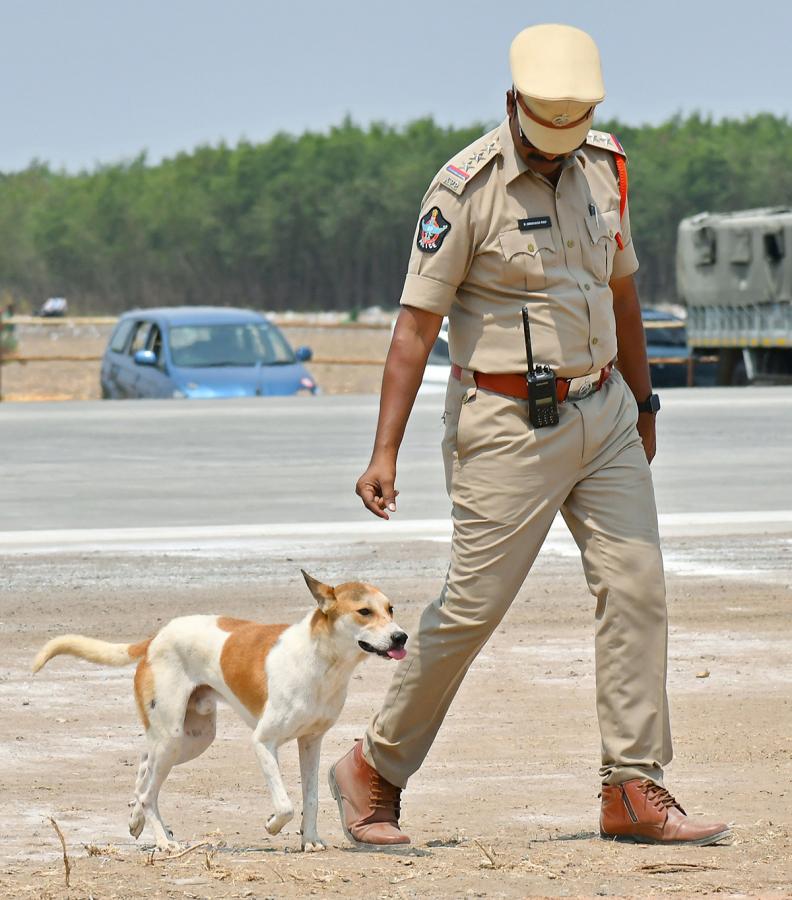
[1,0,790,173]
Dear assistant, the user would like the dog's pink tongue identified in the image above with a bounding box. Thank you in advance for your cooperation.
[387,648,407,660]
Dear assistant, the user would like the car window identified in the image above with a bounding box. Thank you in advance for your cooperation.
[129,322,153,355]
[169,323,296,367]
[646,324,686,347]
[146,325,167,369]
[109,319,136,353]
[256,323,295,364]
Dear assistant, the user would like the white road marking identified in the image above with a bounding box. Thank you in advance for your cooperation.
[0,518,450,551]
[1,510,791,554]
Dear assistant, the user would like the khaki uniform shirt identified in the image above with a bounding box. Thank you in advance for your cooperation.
[399,118,639,377]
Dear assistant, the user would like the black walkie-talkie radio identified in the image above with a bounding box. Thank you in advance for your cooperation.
[522,306,559,428]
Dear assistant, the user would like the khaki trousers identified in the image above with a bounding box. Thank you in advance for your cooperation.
[364,367,672,789]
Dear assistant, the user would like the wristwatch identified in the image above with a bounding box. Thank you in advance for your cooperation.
[636,393,661,414]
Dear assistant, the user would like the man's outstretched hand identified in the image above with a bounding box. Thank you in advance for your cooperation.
[354,306,443,520]
[356,460,399,520]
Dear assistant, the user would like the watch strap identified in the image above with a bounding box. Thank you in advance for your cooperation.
[637,393,661,414]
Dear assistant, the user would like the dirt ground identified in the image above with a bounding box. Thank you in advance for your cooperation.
[0,324,390,401]
[2,537,791,899]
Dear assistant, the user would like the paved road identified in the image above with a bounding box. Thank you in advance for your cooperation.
[1,388,791,535]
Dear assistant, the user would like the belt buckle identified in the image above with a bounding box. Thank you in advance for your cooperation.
[566,372,597,401]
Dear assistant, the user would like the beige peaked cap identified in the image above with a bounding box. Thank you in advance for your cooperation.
[510,24,605,155]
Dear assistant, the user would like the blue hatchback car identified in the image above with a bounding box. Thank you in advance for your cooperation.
[100,307,317,399]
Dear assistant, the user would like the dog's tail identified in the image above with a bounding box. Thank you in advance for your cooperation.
[32,635,150,673]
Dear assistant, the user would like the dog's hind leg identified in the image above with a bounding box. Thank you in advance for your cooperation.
[298,732,326,852]
[131,690,217,843]
[128,752,149,839]
[252,721,293,836]
[139,735,184,850]
[134,752,149,792]
[133,672,194,851]
[129,700,212,841]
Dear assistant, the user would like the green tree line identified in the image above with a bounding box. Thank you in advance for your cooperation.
[2,113,791,313]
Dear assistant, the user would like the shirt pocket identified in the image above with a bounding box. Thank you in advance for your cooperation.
[579,208,620,284]
[498,228,555,291]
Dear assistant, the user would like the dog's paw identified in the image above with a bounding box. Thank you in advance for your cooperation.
[301,838,327,853]
[266,810,293,835]
[157,839,182,853]
[128,807,145,840]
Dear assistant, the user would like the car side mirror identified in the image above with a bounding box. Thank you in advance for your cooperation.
[134,349,157,367]
[295,345,312,362]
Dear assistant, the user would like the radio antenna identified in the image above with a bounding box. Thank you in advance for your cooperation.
[521,305,535,372]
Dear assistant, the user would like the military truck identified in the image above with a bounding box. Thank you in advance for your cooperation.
[677,208,792,384]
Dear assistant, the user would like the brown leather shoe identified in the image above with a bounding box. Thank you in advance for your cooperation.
[328,740,410,848]
[600,779,731,846]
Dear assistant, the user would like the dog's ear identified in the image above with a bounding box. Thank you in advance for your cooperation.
[301,570,336,613]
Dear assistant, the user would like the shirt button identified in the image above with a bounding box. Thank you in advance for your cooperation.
[592,337,599,345]
[584,283,591,291]
[527,243,535,252]
[556,192,561,199]
[566,239,575,248]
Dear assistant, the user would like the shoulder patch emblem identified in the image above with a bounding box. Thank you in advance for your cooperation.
[417,207,451,253]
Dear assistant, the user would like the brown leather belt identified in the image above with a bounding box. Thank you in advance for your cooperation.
[451,362,613,402]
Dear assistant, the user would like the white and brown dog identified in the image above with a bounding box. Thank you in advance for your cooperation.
[32,571,407,852]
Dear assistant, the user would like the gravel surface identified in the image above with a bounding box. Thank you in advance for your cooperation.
[2,538,791,898]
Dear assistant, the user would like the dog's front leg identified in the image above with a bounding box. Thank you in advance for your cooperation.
[251,726,293,836]
[298,733,326,852]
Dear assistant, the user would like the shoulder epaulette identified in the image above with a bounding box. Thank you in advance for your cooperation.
[585,130,629,248]
[437,127,501,196]
[585,130,627,159]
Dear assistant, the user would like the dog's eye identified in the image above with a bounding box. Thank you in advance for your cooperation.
[388,606,394,616]
[357,608,372,617]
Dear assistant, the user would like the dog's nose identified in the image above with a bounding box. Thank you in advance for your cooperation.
[391,631,408,648]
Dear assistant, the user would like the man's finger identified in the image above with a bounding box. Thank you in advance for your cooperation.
[380,480,398,513]
[358,481,389,519]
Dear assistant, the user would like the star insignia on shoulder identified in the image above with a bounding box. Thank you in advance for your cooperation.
[440,130,501,195]
[465,141,498,171]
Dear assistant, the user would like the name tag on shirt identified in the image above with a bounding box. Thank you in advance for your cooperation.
[518,216,552,231]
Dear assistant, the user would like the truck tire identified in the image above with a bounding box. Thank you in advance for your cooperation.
[715,349,739,386]
[730,358,748,386]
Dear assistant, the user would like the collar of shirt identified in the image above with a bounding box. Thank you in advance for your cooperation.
[498,117,585,186]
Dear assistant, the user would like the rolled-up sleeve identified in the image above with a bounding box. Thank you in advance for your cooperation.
[399,187,473,316]
[611,196,639,279]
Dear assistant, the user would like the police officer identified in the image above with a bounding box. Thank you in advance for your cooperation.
[329,24,730,847]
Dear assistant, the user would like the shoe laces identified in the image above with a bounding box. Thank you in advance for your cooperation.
[370,770,401,818]
[638,780,685,814]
